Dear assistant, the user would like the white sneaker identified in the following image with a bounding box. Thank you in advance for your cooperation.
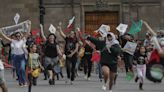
[109,90,112,92]
[65,79,70,84]
[102,85,107,91]
[84,75,87,80]
[70,81,73,85]
[87,77,91,81]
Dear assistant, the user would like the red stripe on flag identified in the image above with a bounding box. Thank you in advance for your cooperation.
[64,24,73,33]
[148,49,160,63]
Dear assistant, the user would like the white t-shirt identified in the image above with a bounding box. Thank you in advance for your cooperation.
[11,39,26,55]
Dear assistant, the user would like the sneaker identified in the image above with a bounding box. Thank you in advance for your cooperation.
[49,79,53,85]
[100,79,103,82]
[18,83,23,87]
[135,77,139,83]
[23,84,28,87]
[65,79,70,84]
[84,75,88,80]
[102,85,107,91]
[87,77,91,81]
[109,90,112,92]
[139,83,143,90]
[70,81,73,85]
[76,72,80,77]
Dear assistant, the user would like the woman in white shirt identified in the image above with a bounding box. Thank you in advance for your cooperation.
[0,20,31,87]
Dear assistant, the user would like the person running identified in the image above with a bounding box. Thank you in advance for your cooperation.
[0,38,8,92]
[87,32,121,92]
[134,46,148,90]
[120,33,134,73]
[82,44,93,80]
[0,21,31,87]
[28,43,44,86]
[58,25,79,84]
[40,24,62,85]
[143,21,164,57]
[0,60,8,92]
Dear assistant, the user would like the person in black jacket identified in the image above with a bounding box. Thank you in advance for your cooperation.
[87,32,121,92]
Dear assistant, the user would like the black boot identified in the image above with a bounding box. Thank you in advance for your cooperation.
[52,79,55,85]
[135,76,138,83]
[49,79,53,85]
[114,73,118,85]
[139,83,143,90]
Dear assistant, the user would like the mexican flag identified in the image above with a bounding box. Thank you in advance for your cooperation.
[128,19,143,35]
[64,16,75,33]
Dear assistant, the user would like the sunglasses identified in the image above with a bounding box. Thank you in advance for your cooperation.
[16,35,21,37]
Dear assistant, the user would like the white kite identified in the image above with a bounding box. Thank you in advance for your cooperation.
[14,13,20,24]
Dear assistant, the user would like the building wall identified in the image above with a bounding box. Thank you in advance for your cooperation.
[0,0,39,28]
[0,0,164,40]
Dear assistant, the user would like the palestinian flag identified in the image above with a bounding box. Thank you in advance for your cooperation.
[148,49,160,63]
[128,19,143,35]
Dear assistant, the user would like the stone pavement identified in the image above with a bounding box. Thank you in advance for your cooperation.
[4,69,164,92]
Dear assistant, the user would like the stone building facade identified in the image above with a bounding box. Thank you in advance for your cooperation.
[0,0,164,39]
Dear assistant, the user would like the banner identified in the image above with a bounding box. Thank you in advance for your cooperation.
[1,21,29,36]
[123,41,137,55]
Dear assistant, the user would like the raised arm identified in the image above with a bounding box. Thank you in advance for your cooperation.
[87,36,105,50]
[40,24,47,42]
[143,21,157,36]
[143,21,164,56]
[24,20,31,39]
[56,45,63,57]
[58,22,66,38]
[0,28,12,42]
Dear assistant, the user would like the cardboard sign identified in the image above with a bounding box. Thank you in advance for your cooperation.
[49,24,56,34]
[98,24,110,37]
[116,23,128,35]
[123,41,137,55]
[14,13,20,24]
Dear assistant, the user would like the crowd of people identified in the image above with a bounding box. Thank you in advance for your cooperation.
[0,20,164,92]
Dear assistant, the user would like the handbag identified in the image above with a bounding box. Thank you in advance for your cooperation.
[79,47,85,58]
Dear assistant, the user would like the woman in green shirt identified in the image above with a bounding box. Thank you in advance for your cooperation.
[28,43,43,86]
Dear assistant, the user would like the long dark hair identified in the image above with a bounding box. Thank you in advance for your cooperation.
[138,45,147,54]
[47,33,56,43]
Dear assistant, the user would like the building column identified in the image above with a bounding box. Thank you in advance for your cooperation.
[160,0,164,30]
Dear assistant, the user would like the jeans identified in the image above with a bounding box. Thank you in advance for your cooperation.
[66,56,77,81]
[96,63,103,79]
[82,55,92,78]
[123,52,133,73]
[13,54,26,85]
